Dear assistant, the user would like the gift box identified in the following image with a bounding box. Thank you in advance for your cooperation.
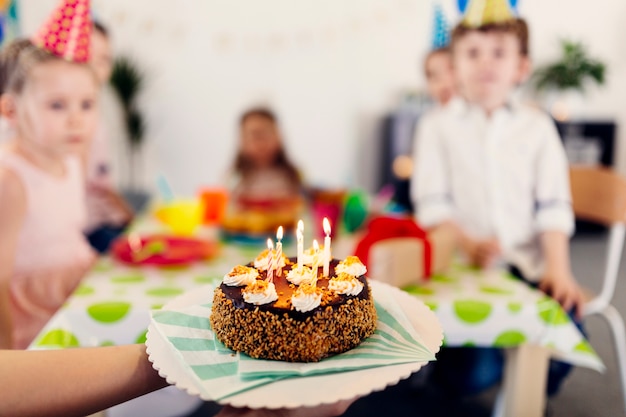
[353,216,456,287]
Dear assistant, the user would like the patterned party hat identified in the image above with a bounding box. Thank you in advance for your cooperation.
[31,0,91,63]
[431,3,450,50]
[462,0,515,27]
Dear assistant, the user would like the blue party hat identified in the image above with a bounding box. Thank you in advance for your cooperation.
[431,3,450,50]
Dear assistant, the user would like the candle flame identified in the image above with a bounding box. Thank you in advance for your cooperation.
[267,238,274,250]
[277,226,283,241]
[313,239,319,252]
[323,217,331,236]
[296,228,303,240]
[297,219,304,232]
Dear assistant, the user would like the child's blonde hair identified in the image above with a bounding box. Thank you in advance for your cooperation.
[451,18,529,57]
[0,39,94,96]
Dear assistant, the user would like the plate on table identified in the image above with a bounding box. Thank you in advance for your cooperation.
[146,280,443,409]
[111,235,217,267]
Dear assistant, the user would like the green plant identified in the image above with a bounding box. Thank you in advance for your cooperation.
[533,40,605,93]
[110,56,145,148]
[109,56,145,188]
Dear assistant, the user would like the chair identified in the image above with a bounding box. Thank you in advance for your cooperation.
[569,166,626,411]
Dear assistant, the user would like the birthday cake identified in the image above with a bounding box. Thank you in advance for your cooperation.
[210,249,377,362]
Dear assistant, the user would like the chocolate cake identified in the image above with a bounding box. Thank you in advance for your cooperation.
[210,256,377,362]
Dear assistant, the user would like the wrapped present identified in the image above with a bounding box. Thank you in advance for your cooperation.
[354,216,456,287]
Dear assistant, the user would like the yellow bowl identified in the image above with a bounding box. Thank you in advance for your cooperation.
[154,200,203,235]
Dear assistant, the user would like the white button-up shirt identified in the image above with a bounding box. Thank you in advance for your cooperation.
[411,97,574,282]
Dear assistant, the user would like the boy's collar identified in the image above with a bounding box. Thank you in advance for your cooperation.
[447,96,518,116]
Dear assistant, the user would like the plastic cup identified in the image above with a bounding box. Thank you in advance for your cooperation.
[154,200,203,236]
[199,187,228,225]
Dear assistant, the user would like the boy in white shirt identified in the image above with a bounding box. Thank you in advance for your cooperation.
[412,10,583,397]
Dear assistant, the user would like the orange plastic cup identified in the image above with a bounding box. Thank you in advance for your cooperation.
[199,187,228,225]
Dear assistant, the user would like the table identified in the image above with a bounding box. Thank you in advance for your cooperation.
[30,230,602,417]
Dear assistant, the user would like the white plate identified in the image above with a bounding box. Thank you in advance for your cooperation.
[146,280,443,409]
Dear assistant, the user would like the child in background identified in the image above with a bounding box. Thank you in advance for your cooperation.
[229,107,302,200]
[84,20,134,253]
[0,1,98,349]
[424,47,455,106]
[412,3,583,397]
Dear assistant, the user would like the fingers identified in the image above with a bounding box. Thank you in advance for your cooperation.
[539,280,584,320]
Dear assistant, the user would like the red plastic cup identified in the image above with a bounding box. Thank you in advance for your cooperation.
[198,187,228,225]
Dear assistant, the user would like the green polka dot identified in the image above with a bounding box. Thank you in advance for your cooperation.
[36,329,80,348]
[136,329,148,344]
[87,302,131,323]
[507,302,522,313]
[403,285,435,296]
[494,330,526,347]
[537,297,569,325]
[453,300,492,324]
[100,340,115,347]
[74,285,95,296]
[146,287,184,297]
[431,274,457,283]
[111,274,145,284]
[480,285,513,295]
[151,304,164,310]
[462,341,476,348]
[424,301,438,312]
[574,340,595,355]
[195,276,215,284]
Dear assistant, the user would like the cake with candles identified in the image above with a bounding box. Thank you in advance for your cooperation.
[210,222,377,362]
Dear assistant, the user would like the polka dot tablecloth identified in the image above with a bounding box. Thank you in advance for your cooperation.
[403,265,603,372]
[30,240,603,373]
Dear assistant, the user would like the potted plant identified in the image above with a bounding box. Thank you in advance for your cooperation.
[109,56,148,210]
[533,40,606,120]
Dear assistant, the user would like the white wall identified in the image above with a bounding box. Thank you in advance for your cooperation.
[19,0,626,195]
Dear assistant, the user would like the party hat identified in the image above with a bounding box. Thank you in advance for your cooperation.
[462,0,515,28]
[431,3,450,50]
[31,0,91,63]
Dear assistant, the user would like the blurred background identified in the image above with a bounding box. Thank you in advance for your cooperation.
[12,0,626,198]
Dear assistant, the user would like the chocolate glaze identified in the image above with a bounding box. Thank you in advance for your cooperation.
[219,257,369,320]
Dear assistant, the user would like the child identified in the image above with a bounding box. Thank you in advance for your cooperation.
[412,5,583,396]
[0,0,98,349]
[84,20,134,253]
[424,47,455,106]
[229,107,302,200]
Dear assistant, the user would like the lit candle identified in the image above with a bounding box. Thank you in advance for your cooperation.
[266,238,275,282]
[296,220,304,270]
[276,226,283,277]
[323,217,331,277]
[312,239,320,286]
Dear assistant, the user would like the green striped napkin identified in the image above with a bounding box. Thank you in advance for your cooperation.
[151,283,435,401]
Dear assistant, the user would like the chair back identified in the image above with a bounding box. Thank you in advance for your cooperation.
[570,167,626,314]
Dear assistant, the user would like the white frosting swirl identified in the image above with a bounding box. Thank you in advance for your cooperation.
[335,256,367,277]
[223,265,259,287]
[286,266,317,285]
[254,250,287,271]
[243,281,278,305]
[328,275,364,296]
[291,286,322,312]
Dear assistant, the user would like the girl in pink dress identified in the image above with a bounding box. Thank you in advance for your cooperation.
[0,2,98,349]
